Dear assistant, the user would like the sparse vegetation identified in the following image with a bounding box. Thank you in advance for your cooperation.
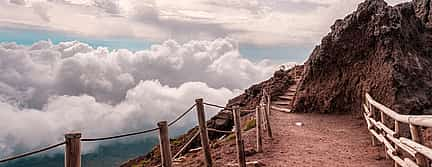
[243,118,256,131]
[225,133,236,141]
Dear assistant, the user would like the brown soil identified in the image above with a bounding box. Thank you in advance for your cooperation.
[174,111,393,167]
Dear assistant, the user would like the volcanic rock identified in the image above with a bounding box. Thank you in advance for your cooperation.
[293,0,432,115]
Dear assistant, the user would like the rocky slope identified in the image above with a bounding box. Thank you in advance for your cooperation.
[293,0,432,115]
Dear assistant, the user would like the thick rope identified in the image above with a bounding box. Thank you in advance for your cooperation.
[0,103,197,162]
[82,104,196,142]
[0,141,65,163]
[81,127,160,142]
[168,104,196,127]
[203,102,232,110]
[207,128,234,134]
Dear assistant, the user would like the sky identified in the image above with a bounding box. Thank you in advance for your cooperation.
[0,0,409,47]
[0,0,411,163]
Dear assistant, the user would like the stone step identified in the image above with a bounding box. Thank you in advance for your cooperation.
[273,101,290,105]
[287,86,298,92]
[283,92,296,96]
[278,96,294,100]
[271,105,292,113]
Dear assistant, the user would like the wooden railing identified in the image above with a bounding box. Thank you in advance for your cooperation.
[363,93,432,167]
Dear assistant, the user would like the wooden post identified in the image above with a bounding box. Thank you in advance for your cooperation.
[233,106,246,167]
[261,98,268,131]
[394,120,401,167]
[262,104,273,139]
[65,132,81,167]
[267,94,271,116]
[380,111,389,159]
[255,106,263,153]
[369,104,377,146]
[409,124,427,167]
[195,98,212,167]
[158,121,172,167]
[394,120,400,137]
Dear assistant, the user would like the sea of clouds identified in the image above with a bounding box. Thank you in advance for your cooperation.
[0,38,281,156]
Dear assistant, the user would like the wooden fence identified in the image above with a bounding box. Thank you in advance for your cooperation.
[0,92,274,167]
[363,93,432,167]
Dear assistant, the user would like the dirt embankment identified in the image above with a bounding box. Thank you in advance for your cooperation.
[293,0,432,115]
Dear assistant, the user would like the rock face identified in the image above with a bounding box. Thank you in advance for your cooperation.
[293,0,432,114]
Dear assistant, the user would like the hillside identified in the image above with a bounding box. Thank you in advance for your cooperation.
[121,67,299,166]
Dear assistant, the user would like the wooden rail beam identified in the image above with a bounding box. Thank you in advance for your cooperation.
[401,138,432,160]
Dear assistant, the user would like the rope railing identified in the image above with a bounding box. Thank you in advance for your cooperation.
[0,103,197,164]
[207,128,234,134]
[0,141,65,163]
[80,127,160,142]
[0,99,255,167]
[81,104,196,142]
[168,104,196,127]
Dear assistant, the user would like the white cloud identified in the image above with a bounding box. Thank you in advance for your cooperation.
[0,38,275,108]
[0,80,239,156]
[0,38,279,156]
[0,0,412,46]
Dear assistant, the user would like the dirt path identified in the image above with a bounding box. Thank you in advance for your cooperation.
[175,111,393,167]
[243,112,392,166]
[174,74,392,166]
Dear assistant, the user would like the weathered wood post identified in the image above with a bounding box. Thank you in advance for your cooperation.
[261,96,268,131]
[368,101,377,146]
[233,106,246,167]
[264,90,271,116]
[267,94,271,116]
[158,121,172,167]
[380,111,389,159]
[394,120,401,167]
[262,103,273,139]
[65,132,81,167]
[255,106,263,153]
[409,124,427,167]
[195,98,212,167]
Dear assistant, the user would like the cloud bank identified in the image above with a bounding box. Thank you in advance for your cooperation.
[0,0,411,46]
[0,38,279,157]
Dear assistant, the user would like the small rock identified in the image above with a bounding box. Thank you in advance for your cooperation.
[245,149,257,156]
[295,122,304,126]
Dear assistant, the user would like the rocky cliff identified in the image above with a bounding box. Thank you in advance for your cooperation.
[293,0,432,115]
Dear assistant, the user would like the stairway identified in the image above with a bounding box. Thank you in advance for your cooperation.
[270,75,301,113]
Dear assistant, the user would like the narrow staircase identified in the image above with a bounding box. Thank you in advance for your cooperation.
[270,75,302,113]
